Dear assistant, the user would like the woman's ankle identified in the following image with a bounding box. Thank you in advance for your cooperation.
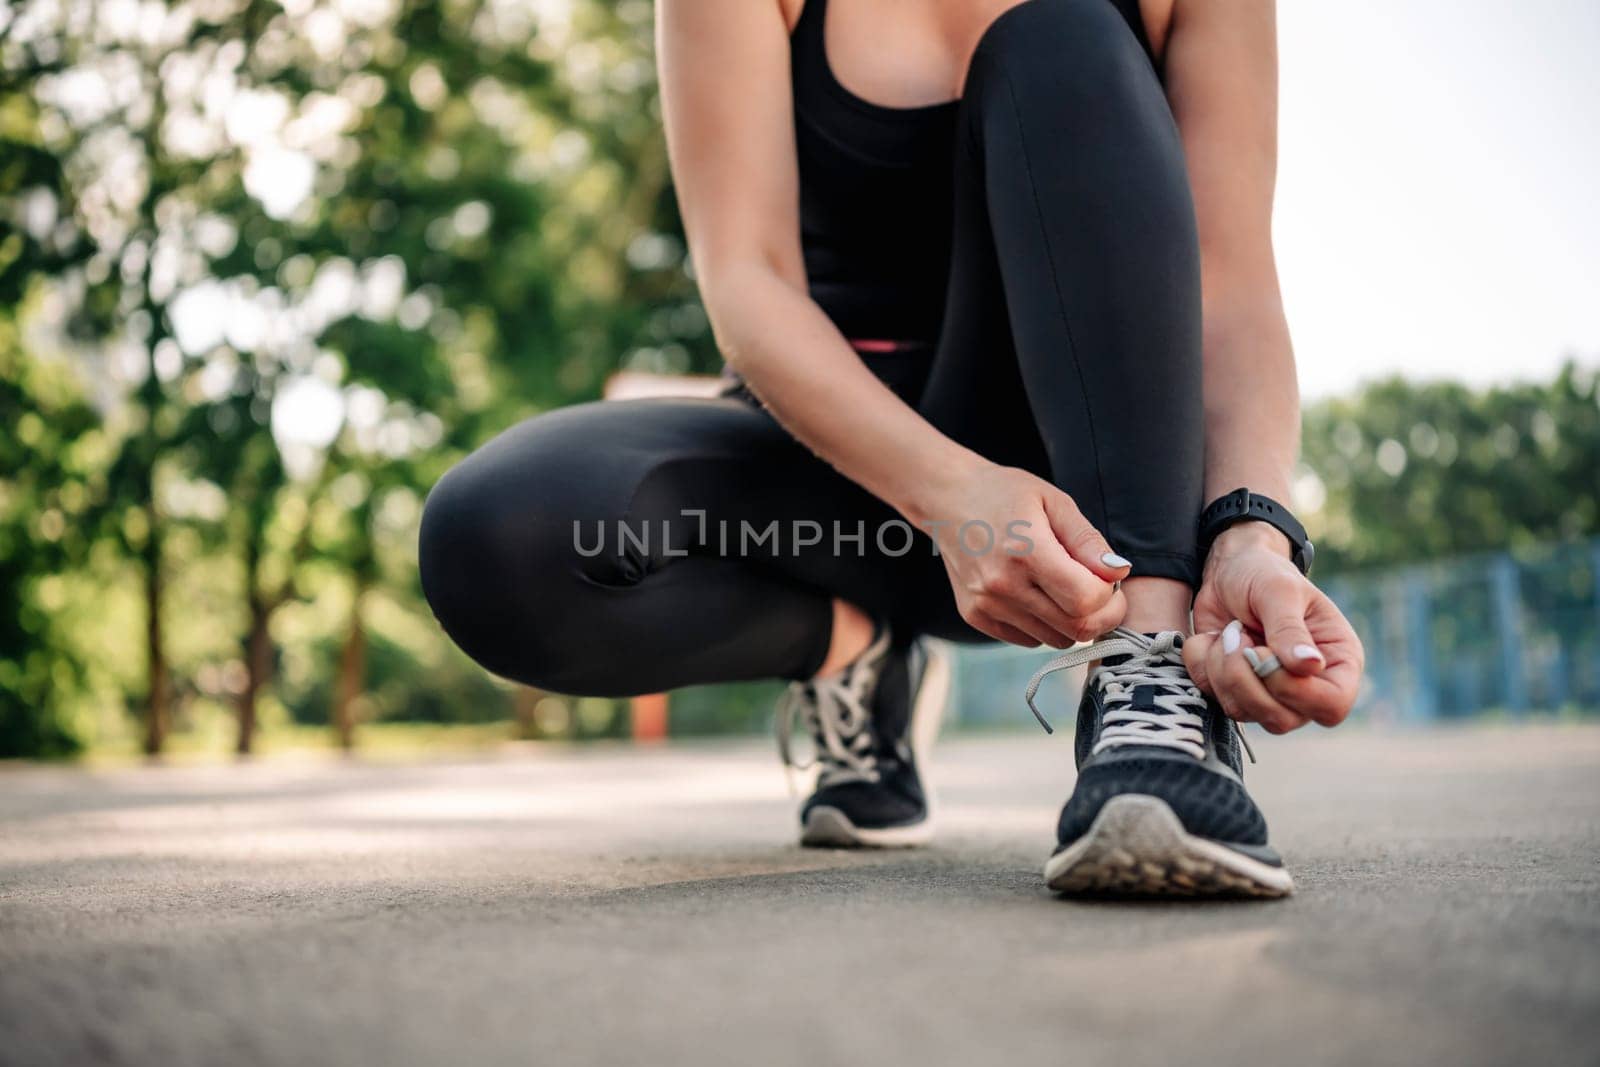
[815,599,876,677]
[1118,576,1192,635]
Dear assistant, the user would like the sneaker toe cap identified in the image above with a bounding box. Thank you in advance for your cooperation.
[803,780,925,830]
[1057,756,1269,847]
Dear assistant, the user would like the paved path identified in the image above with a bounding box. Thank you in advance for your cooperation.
[2,725,1597,1067]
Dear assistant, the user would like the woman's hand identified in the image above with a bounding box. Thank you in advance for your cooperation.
[1183,524,1364,732]
[908,461,1129,648]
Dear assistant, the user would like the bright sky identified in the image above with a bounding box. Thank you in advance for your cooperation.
[1274,0,1600,398]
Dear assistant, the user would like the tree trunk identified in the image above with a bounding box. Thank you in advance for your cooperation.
[513,686,540,740]
[332,586,367,752]
[235,593,271,757]
[141,519,168,757]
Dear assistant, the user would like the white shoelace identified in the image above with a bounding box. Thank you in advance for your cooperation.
[776,630,891,787]
[1024,626,1251,762]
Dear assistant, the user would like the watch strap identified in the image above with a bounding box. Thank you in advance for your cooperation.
[1197,488,1315,575]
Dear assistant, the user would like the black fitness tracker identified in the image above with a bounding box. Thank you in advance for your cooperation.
[1197,488,1315,576]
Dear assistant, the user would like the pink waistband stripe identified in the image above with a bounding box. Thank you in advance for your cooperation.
[848,338,920,353]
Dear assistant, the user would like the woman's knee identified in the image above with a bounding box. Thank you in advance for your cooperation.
[970,0,1151,104]
[418,424,596,688]
[419,455,524,678]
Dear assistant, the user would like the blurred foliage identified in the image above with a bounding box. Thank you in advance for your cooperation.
[0,0,710,758]
[0,0,1596,758]
[0,336,101,756]
[1299,362,1600,572]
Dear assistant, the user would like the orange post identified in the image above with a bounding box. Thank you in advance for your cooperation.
[631,692,669,743]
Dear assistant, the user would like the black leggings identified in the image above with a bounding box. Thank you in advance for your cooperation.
[419,0,1202,697]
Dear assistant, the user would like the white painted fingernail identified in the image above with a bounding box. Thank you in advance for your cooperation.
[1222,620,1242,654]
[1294,643,1325,665]
[1101,551,1131,569]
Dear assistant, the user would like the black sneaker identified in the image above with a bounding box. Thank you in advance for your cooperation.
[777,629,950,848]
[1024,627,1293,897]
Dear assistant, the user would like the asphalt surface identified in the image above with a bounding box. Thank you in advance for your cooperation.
[2,724,1597,1067]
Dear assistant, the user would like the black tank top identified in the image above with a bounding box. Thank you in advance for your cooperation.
[790,0,1152,343]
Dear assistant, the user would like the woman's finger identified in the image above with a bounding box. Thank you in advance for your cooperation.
[1208,629,1309,733]
[1184,631,1217,694]
[1251,593,1364,725]
[1251,575,1326,677]
[990,593,1076,649]
[1258,663,1357,727]
[1040,491,1130,583]
[1068,583,1128,643]
[1306,591,1366,674]
[1024,537,1118,622]
[967,610,1041,648]
[1012,585,1090,646]
[1227,649,1309,733]
[1262,595,1364,725]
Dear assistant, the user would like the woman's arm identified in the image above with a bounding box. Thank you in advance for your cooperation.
[1163,0,1363,729]
[657,0,1127,648]
[1164,0,1299,512]
[658,0,969,520]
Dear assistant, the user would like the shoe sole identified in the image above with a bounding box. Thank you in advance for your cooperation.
[1042,794,1294,898]
[800,805,935,848]
[798,643,951,850]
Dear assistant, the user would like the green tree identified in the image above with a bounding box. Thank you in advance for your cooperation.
[3,0,708,756]
[0,34,102,756]
[1300,361,1600,572]
[0,341,102,757]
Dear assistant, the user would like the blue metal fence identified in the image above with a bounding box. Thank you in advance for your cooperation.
[949,538,1600,727]
[1321,539,1600,723]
